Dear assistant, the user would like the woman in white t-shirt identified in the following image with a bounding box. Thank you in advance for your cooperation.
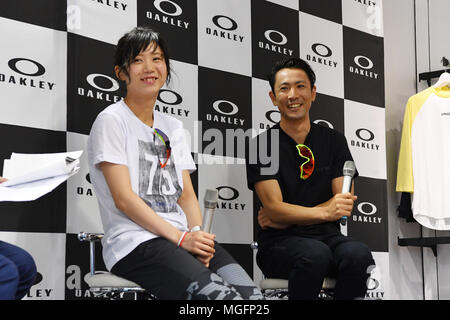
[87,26,262,300]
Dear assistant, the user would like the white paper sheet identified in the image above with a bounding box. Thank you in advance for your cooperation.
[0,151,83,202]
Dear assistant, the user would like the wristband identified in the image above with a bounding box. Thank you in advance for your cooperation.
[177,231,188,247]
[190,225,201,232]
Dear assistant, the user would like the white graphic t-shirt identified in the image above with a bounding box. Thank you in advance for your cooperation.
[87,99,196,270]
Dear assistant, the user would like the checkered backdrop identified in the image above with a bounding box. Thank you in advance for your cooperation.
[0,0,388,300]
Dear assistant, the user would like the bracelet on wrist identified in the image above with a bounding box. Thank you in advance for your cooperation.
[190,225,201,232]
[177,231,188,247]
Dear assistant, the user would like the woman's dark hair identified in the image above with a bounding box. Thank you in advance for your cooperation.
[267,57,316,95]
[114,26,171,84]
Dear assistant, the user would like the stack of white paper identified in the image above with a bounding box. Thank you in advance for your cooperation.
[0,150,83,202]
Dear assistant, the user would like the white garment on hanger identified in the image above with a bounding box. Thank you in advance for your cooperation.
[434,71,450,88]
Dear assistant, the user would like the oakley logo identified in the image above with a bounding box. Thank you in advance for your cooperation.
[212,15,238,31]
[8,58,45,76]
[357,202,377,215]
[259,30,293,56]
[265,110,280,124]
[212,100,239,116]
[366,277,380,291]
[353,201,382,223]
[147,0,189,29]
[351,128,380,151]
[1,58,55,90]
[264,30,288,45]
[215,186,247,211]
[349,55,379,79]
[153,0,183,16]
[216,186,239,201]
[354,55,374,70]
[155,89,190,117]
[206,15,244,42]
[356,128,375,141]
[92,0,128,11]
[86,74,119,92]
[313,119,334,129]
[78,73,121,102]
[312,43,332,58]
[27,272,53,298]
[158,89,183,105]
[307,43,338,68]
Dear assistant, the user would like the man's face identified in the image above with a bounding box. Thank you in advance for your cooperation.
[269,68,316,122]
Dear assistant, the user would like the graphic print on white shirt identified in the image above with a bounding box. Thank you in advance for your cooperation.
[138,139,182,213]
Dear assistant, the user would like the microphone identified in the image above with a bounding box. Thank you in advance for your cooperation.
[340,161,356,226]
[202,188,219,233]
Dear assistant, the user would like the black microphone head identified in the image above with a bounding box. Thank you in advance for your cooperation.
[204,189,219,209]
[343,161,356,177]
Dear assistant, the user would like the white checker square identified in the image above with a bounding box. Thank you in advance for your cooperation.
[197,0,252,76]
[0,17,67,131]
[67,0,137,45]
[344,99,386,179]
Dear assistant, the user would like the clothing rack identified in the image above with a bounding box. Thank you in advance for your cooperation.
[397,66,450,257]
[418,68,449,87]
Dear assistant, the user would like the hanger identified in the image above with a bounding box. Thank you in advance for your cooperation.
[433,70,450,88]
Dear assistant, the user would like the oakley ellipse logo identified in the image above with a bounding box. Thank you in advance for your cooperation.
[153,0,183,16]
[8,58,46,76]
[216,186,239,201]
[312,43,332,58]
[212,15,238,31]
[357,202,377,216]
[265,110,280,124]
[366,277,380,291]
[356,128,375,141]
[212,100,239,116]
[158,89,183,105]
[313,119,334,129]
[86,74,119,92]
[264,30,288,45]
[354,55,374,70]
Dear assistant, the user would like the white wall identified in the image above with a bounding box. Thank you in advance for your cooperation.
[384,0,450,299]
[384,0,423,300]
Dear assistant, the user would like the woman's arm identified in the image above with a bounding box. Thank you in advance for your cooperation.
[177,170,202,229]
[100,161,183,244]
[177,170,216,266]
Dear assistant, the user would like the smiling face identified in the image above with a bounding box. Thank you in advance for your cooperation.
[269,67,316,123]
[115,41,168,99]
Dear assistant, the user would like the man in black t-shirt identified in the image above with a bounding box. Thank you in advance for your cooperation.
[246,58,375,300]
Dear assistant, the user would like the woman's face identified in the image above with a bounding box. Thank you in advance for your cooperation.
[119,42,168,98]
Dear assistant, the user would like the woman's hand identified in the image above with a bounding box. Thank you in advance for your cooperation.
[181,230,216,267]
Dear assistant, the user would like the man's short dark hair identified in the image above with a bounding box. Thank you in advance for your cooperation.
[267,57,316,95]
[114,26,171,84]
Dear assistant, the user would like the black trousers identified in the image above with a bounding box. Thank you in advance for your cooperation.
[256,233,375,300]
[111,237,263,300]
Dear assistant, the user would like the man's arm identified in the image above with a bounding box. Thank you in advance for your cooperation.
[255,178,356,226]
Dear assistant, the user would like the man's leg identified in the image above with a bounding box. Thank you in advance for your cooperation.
[326,236,375,300]
[257,236,334,300]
